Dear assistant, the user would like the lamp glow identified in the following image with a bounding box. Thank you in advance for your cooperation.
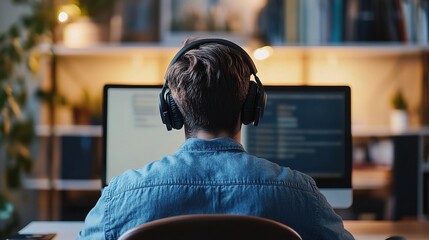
[253,46,273,60]
[58,11,69,23]
[57,4,81,23]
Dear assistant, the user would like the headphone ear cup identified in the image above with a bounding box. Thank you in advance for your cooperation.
[166,92,184,130]
[242,81,258,125]
[253,88,266,126]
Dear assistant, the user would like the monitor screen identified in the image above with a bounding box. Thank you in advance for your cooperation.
[102,85,184,186]
[242,86,352,208]
[103,85,352,208]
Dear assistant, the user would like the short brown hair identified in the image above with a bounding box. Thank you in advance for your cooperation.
[165,42,251,136]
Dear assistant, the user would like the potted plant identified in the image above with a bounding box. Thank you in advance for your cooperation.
[390,89,409,133]
[0,0,53,236]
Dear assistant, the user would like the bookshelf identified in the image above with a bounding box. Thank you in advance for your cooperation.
[26,0,429,221]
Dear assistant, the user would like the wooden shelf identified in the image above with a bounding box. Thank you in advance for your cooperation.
[53,44,178,56]
[352,165,392,190]
[23,178,101,191]
[36,125,102,137]
[272,44,428,56]
[52,179,101,191]
[23,178,50,190]
[352,126,429,137]
[41,43,429,57]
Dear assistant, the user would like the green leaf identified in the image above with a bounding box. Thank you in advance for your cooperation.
[0,57,8,80]
[20,15,33,28]
[391,91,408,110]
[6,165,21,189]
[0,195,13,217]
[8,25,19,38]
[0,58,13,79]
[17,89,28,106]
[23,35,36,50]
[0,195,7,212]
[10,118,35,145]
[15,142,32,173]
[0,87,6,109]
[7,44,22,63]
[31,19,45,35]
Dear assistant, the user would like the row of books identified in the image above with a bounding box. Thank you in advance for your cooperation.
[257,0,429,45]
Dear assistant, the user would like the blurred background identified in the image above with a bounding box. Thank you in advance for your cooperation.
[0,0,429,237]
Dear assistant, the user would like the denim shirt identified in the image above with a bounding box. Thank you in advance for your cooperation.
[78,137,354,240]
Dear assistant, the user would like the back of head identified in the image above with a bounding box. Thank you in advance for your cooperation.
[165,40,251,137]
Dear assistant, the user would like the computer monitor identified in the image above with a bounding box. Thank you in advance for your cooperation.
[102,85,185,186]
[242,86,352,208]
[103,85,352,208]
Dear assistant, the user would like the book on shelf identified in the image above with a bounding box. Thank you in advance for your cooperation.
[424,173,428,216]
[259,0,424,45]
[343,0,406,42]
[400,0,415,43]
[285,0,298,43]
[417,0,429,44]
[257,0,285,45]
[330,0,343,43]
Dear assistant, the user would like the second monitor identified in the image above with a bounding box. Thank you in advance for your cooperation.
[242,86,352,208]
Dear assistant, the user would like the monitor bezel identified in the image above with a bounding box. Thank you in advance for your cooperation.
[102,84,163,187]
[259,85,352,189]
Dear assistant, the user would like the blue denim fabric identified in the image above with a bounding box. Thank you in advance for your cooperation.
[78,137,354,240]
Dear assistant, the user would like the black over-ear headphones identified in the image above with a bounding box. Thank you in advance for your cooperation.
[159,38,267,131]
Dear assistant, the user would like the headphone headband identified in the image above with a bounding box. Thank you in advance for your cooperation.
[162,38,262,99]
[166,38,258,76]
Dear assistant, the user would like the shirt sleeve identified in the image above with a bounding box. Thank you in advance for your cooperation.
[314,191,355,240]
[77,186,111,240]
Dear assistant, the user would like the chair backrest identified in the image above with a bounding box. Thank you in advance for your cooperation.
[118,214,303,240]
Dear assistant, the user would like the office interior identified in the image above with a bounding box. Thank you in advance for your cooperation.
[0,0,428,238]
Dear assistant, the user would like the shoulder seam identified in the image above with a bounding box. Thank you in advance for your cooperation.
[109,180,316,199]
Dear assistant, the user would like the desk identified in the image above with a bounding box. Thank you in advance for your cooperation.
[345,221,429,240]
[19,220,429,240]
[19,222,83,240]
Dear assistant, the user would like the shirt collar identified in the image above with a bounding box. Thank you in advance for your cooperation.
[177,137,245,152]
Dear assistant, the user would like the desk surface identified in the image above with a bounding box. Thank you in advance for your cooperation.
[19,220,429,240]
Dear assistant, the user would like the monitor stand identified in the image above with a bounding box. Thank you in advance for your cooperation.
[320,189,353,209]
